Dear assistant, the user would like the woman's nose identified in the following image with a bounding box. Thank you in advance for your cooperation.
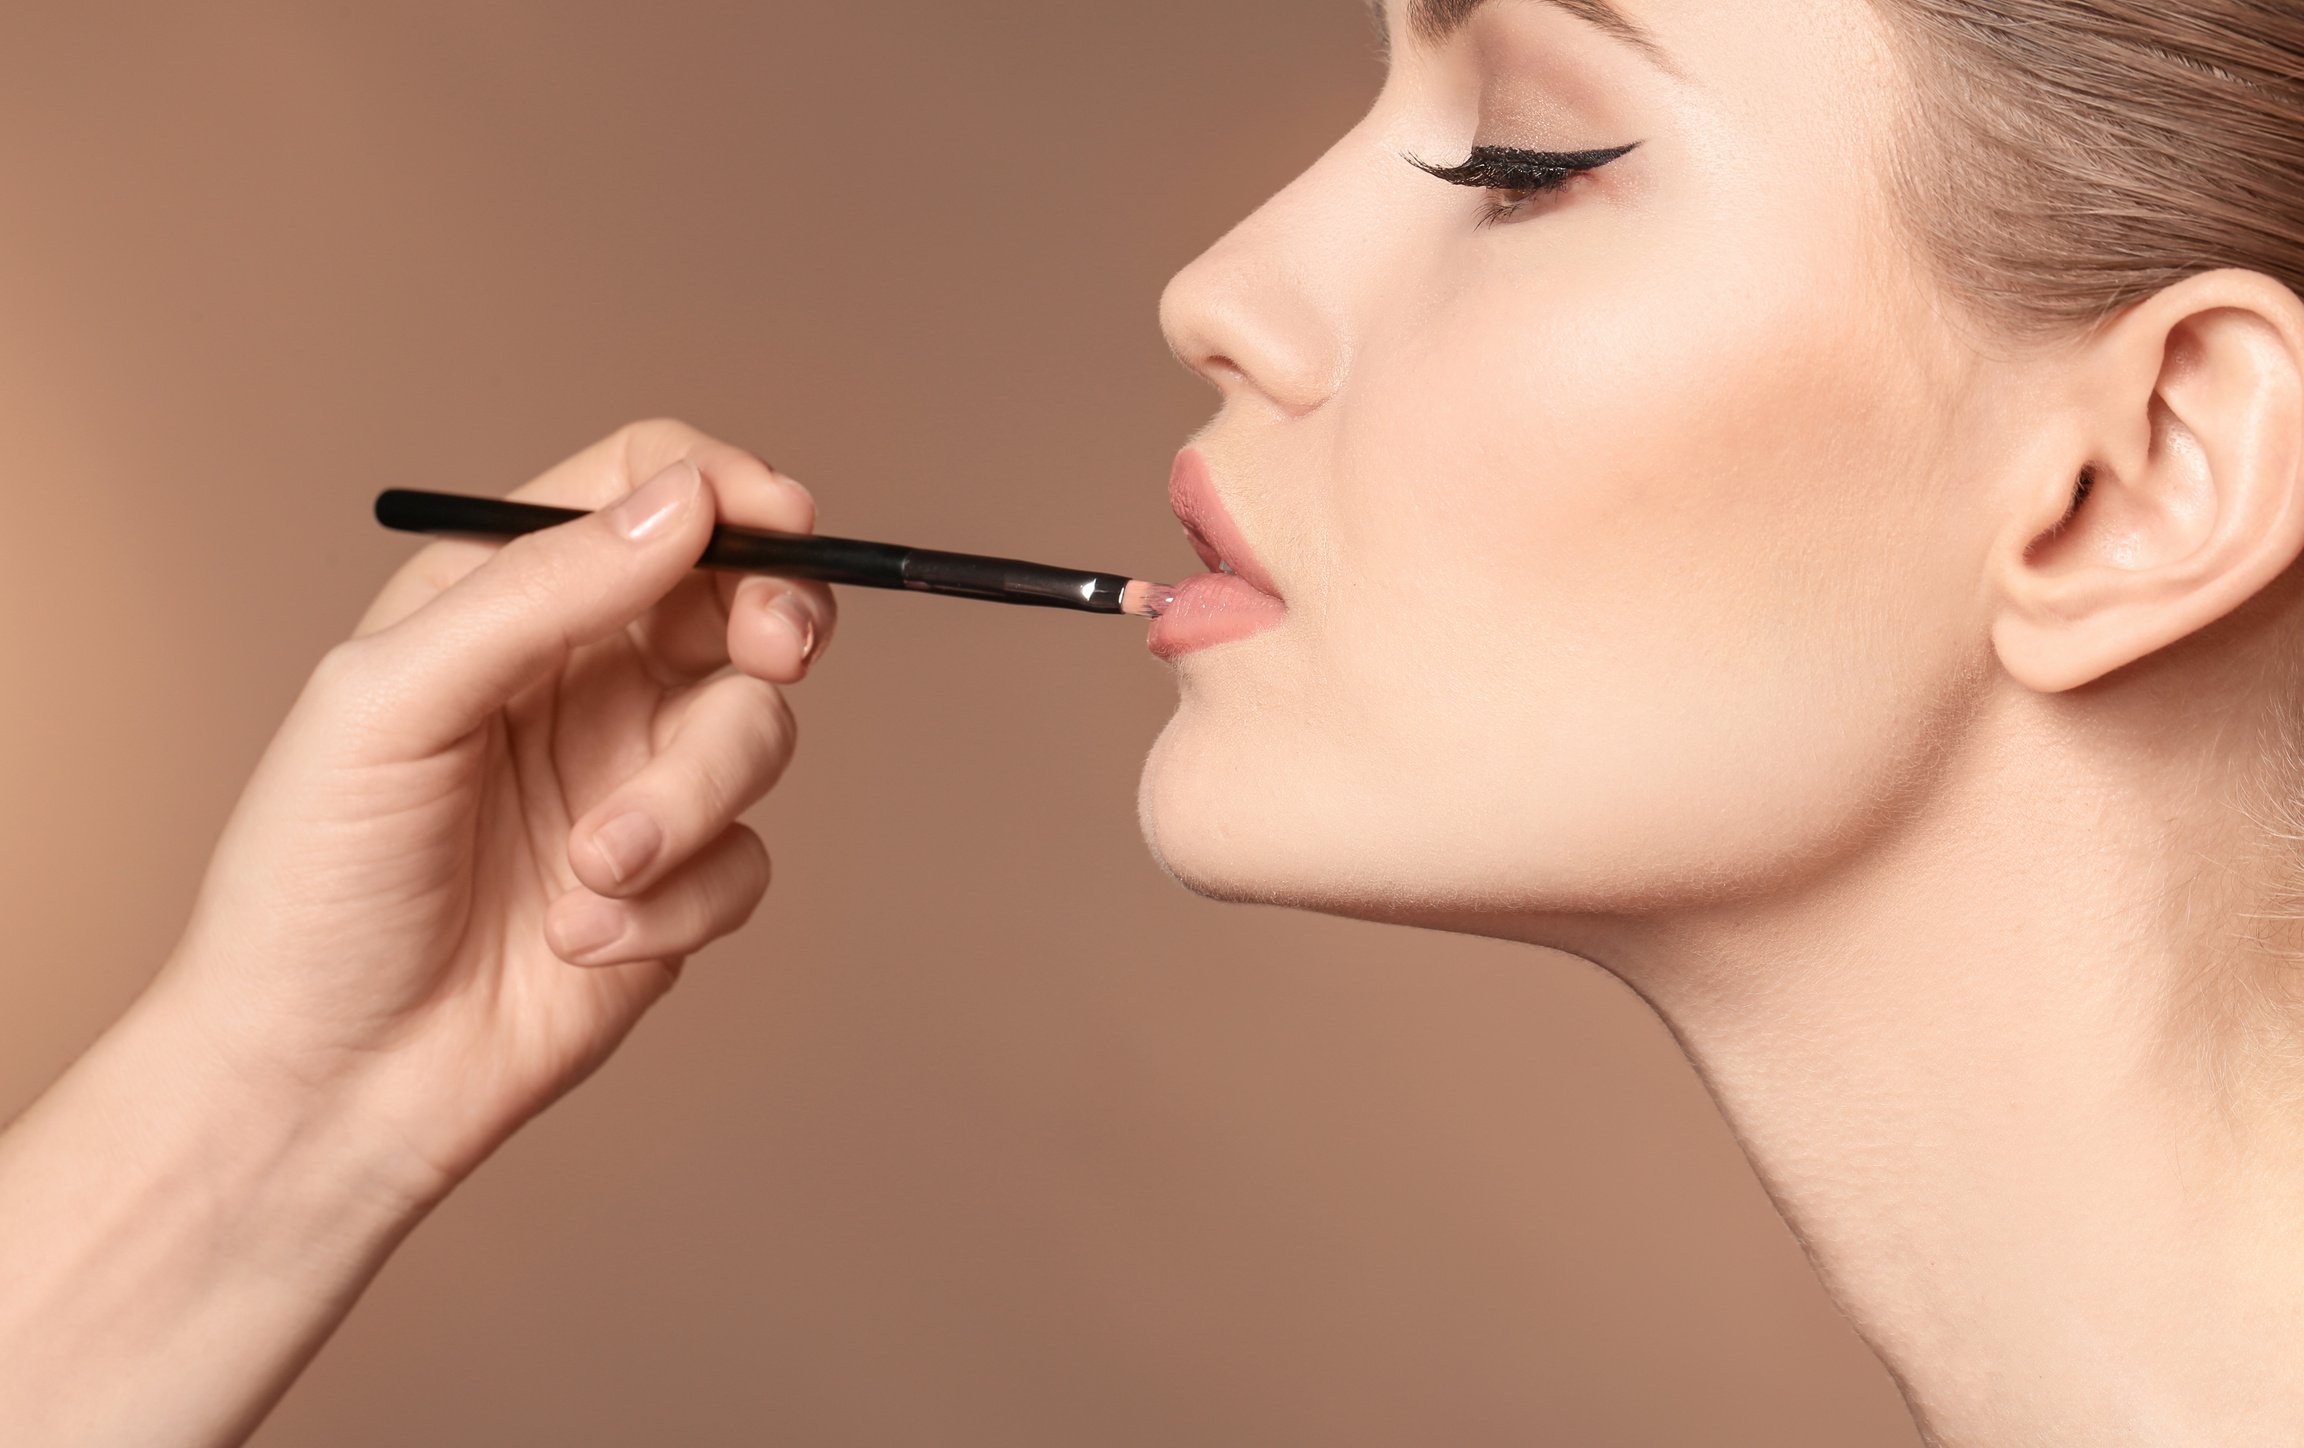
[1158,158,1356,418]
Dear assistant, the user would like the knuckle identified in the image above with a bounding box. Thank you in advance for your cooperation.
[730,879,771,934]
[673,882,725,950]
[498,534,576,619]
[311,637,374,692]
[673,747,738,823]
[654,829,769,955]
[740,679,799,764]
[494,526,557,584]
[611,417,708,479]
[699,676,796,793]
[613,416,702,452]
[305,638,390,727]
[735,821,772,877]
[772,681,801,746]
[726,829,774,924]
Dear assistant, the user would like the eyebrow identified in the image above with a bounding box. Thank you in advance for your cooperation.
[1369,0,1679,75]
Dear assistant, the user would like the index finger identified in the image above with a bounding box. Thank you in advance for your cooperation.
[352,419,818,650]
[616,435,829,687]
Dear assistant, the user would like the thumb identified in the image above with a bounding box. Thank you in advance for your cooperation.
[353,459,711,758]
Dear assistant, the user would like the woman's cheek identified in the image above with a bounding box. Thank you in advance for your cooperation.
[1142,183,1968,913]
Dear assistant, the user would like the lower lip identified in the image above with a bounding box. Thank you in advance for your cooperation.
[1146,571,1287,659]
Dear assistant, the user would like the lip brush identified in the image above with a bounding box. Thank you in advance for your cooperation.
[374,489,1178,619]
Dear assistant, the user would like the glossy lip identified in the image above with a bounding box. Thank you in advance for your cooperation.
[1148,448,1288,661]
[1166,447,1285,601]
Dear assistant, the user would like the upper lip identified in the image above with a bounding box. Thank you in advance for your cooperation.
[1167,447,1284,600]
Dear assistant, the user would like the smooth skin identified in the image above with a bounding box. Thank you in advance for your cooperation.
[0,420,834,1446]
[1142,1,2304,1444]
[10,0,2304,1444]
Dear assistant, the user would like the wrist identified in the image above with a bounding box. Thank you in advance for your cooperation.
[138,947,494,1212]
[0,966,446,1445]
[100,967,458,1240]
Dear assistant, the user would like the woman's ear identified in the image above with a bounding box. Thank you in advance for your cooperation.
[1991,268,2304,694]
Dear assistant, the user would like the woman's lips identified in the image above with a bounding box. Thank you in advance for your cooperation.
[1148,447,1287,660]
[1148,573,1288,660]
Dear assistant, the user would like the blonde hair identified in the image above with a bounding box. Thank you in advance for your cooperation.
[1864,5,2304,1098]
[1869,1,2304,344]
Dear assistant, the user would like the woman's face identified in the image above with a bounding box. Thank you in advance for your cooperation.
[1139,0,2029,933]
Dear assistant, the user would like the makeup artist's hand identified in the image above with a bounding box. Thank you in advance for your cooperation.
[153,419,837,1203]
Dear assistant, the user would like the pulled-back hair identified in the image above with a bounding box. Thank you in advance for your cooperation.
[1886,6,2304,1096]
[1869,2,2304,343]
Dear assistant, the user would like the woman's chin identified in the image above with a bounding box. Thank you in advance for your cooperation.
[1136,720,1299,907]
[1134,762,1515,933]
[1134,717,1403,915]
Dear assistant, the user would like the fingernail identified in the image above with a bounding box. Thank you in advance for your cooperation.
[765,591,820,667]
[555,893,626,960]
[589,810,662,886]
[767,471,817,527]
[608,459,700,541]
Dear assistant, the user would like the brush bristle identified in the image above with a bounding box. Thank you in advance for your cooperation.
[1121,580,1178,619]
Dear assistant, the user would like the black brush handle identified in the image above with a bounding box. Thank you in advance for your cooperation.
[372,489,1132,612]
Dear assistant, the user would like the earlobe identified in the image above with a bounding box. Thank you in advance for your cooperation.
[1991,269,2304,695]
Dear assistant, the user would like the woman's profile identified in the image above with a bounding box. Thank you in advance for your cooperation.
[5,1,2304,1444]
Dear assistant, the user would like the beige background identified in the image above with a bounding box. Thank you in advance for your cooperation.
[0,4,1921,1443]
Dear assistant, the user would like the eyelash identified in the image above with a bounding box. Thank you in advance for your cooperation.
[1408,141,1641,227]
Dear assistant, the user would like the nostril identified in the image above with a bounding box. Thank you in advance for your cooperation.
[1160,230,1342,414]
[1201,354,1252,390]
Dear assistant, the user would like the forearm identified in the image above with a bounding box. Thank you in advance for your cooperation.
[0,972,442,1448]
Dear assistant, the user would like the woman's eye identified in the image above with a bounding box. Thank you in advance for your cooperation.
[1481,178,1566,225]
[1407,142,1640,227]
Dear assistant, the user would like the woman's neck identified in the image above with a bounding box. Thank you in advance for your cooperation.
[1562,690,2304,1447]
